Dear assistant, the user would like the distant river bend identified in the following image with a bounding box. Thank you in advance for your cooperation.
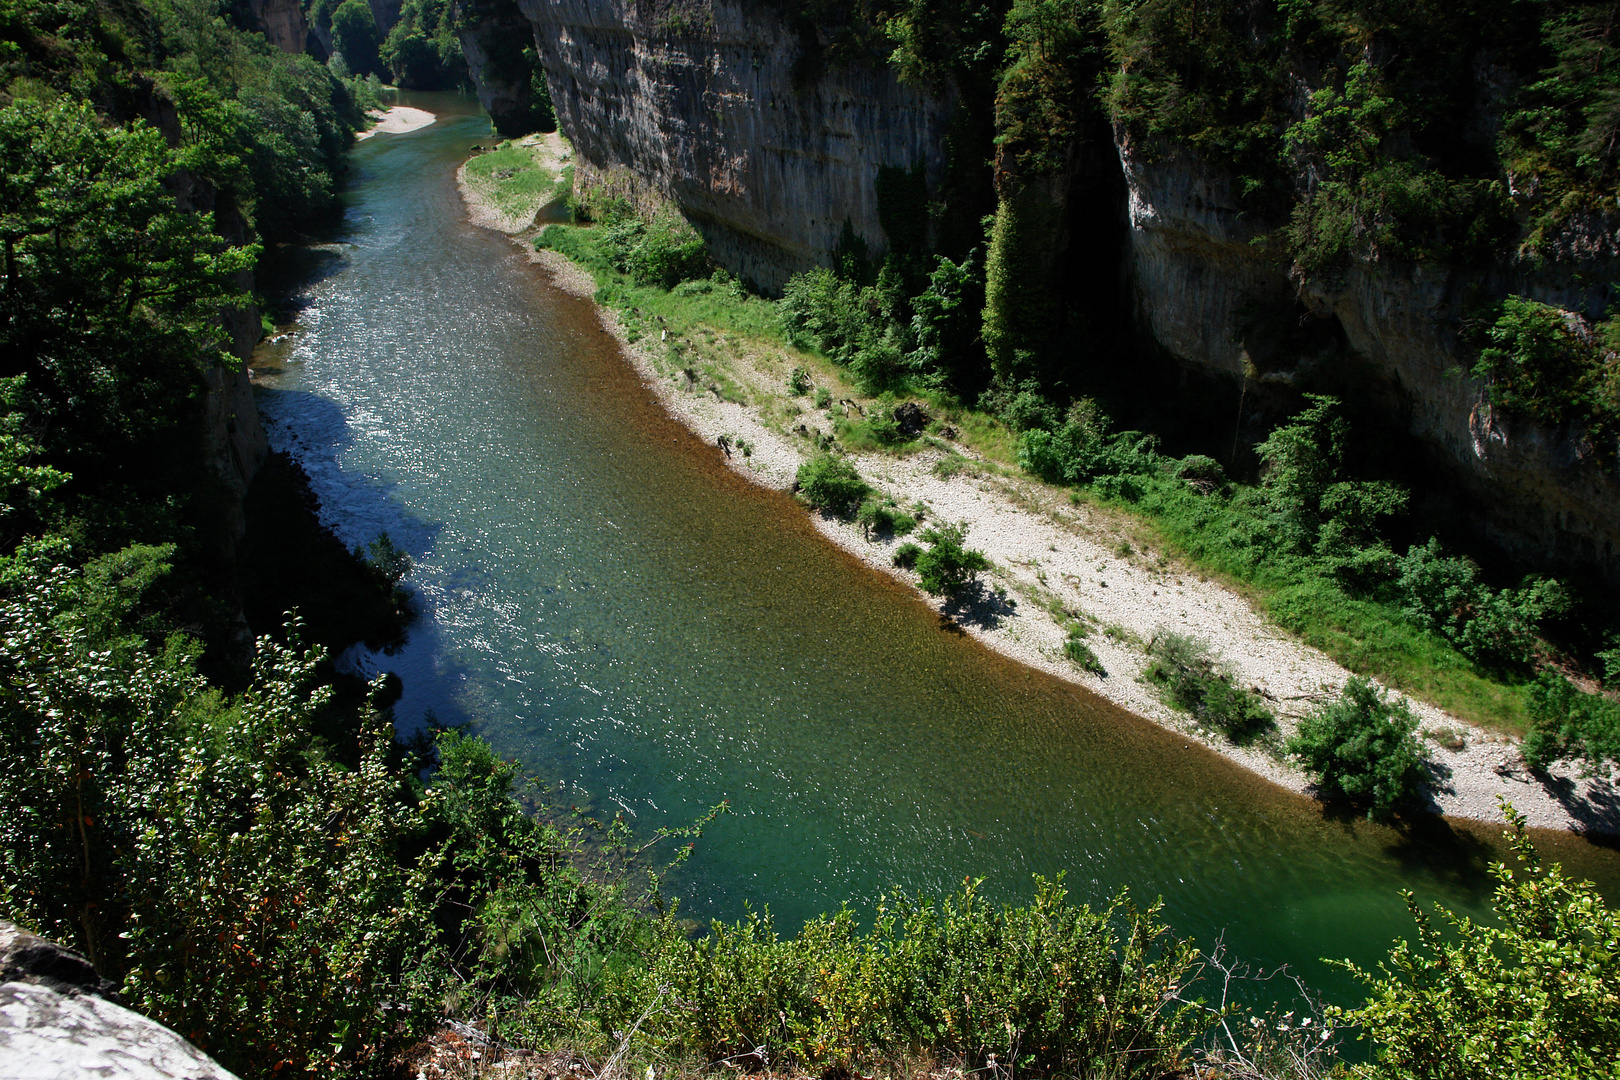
[252,91,1620,1011]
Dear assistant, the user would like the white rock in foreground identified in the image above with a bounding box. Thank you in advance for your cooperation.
[0,922,237,1080]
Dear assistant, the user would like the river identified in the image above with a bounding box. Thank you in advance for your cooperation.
[251,90,1620,1013]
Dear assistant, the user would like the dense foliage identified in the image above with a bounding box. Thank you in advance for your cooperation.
[0,2,428,1069]
[0,97,255,552]
[1472,295,1620,449]
[1523,670,1620,775]
[0,546,433,1070]
[0,0,374,620]
[380,0,466,89]
[1339,805,1620,1078]
[1286,677,1428,820]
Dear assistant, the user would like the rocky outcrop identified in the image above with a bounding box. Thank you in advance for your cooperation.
[504,0,952,291]
[0,922,240,1079]
[0,923,116,999]
[229,0,309,54]
[1119,137,1620,580]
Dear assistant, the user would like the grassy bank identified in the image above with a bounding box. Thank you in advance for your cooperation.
[1097,471,1537,734]
[461,134,574,231]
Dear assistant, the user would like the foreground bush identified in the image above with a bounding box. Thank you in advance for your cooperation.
[0,546,435,1073]
[1339,805,1620,1079]
[556,878,1199,1078]
[1287,677,1428,820]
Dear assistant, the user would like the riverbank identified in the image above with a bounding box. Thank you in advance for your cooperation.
[457,164,1619,837]
[457,132,571,232]
[358,105,436,140]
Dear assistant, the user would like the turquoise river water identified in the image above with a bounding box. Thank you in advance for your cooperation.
[252,91,1620,1014]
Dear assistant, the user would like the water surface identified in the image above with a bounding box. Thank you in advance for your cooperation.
[253,90,1620,1012]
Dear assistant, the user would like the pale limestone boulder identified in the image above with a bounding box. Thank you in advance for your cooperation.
[0,923,237,1080]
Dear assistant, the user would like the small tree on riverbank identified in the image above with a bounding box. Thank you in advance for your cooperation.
[796,452,870,516]
[914,522,991,598]
[1287,677,1427,820]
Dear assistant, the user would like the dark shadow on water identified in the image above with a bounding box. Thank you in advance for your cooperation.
[1380,813,1498,900]
[1305,796,1498,902]
[257,244,355,315]
[249,386,447,650]
[249,387,494,752]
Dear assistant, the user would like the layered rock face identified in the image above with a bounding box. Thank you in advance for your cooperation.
[504,0,952,291]
[231,0,310,54]
[1120,139,1620,579]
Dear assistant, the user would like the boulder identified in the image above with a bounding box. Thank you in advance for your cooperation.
[0,921,239,1080]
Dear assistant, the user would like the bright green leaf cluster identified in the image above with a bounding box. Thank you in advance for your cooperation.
[1339,804,1620,1078]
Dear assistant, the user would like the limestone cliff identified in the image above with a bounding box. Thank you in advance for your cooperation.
[137,91,270,656]
[491,0,953,291]
[153,97,271,557]
[367,0,405,35]
[229,0,310,54]
[454,0,544,136]
[1119,136,1620,580]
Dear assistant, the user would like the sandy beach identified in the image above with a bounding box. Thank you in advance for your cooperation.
[458,162,1620,837]
[357,105,436,140]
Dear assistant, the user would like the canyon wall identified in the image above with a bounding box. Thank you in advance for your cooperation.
[452,0,543,136]
[461,0,1618,579]
[1120,137,1620,578]
[230,0,310,54]
[501,0,953,291]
